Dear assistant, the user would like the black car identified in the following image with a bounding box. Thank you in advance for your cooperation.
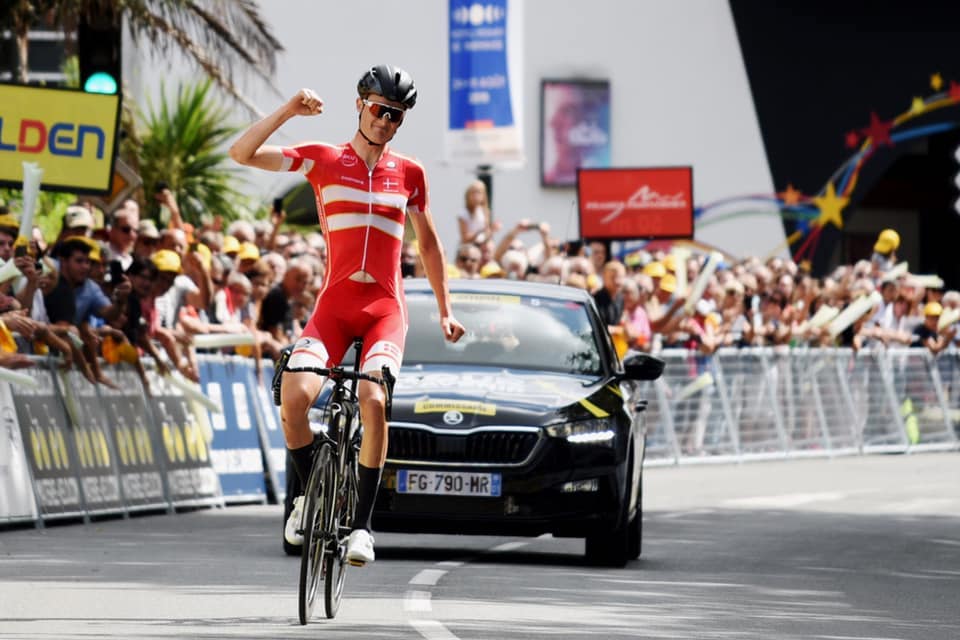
[285,278,663,566]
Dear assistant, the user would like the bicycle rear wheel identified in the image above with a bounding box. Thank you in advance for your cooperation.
[298,442,333,625]
[323,461,358,618]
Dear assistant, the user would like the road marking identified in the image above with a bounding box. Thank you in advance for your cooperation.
[404,590,433,612]
[653,508,715,520]
[407,540,533,640]
[721,491,846,508]
[409,619,460,640]
[436,560,465,568]
[930,538,960,547]
[409,569,446,586]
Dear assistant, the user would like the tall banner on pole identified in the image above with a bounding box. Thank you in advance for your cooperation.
[446,0,524,167]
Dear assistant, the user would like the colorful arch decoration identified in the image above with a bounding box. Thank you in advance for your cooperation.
[693,73,960,263]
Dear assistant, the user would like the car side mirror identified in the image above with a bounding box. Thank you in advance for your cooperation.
[621,352,665,381]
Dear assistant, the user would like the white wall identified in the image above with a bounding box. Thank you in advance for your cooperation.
[132,0,786,259]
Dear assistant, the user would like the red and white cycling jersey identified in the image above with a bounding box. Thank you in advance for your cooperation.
[281,141,427,372]
[281,141,427,299]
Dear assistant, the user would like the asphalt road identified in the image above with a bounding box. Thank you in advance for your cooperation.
[1,452,958,640]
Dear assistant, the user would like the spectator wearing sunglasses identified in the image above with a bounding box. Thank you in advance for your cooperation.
[230,63,465,566]
[104,199,140,271]
[454,243,482,278]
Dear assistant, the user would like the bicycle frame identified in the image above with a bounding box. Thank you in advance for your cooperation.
[273,338,395,622]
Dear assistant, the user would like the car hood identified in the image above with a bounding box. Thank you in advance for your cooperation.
[390,365,625,429]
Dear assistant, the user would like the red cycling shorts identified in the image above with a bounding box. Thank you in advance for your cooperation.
[286,279,407,375]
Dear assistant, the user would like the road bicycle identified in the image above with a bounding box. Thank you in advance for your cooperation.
[272,339,395,623]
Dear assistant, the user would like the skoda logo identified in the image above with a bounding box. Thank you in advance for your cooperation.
[442,410,464,425]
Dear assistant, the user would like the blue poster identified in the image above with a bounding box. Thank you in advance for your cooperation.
[446,0,524,166]
[449,0,513,129]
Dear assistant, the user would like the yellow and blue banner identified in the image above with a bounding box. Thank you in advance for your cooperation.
[0,84,120,193]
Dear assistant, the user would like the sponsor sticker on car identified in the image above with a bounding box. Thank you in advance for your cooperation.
[397,470,502,497]
[413,399,496,415]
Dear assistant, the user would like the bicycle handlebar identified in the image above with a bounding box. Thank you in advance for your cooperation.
[283,366,387,386]
[281,364,396,421]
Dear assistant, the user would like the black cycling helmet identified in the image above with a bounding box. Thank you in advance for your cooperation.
[357,64,417,109]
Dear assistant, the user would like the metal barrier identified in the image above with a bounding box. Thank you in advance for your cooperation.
[644,347,960,466]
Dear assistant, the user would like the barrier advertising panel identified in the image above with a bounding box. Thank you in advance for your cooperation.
[145,370,222,508]
[252,362,288,503]
[199,358,266,503]
[56,369,124,516]
[9,365,84,519]
[0,382,38,524]
[96,366,168,512]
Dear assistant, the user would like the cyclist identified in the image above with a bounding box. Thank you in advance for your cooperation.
[229,65,465,565]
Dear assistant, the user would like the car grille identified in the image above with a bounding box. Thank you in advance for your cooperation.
[387,426,540,466]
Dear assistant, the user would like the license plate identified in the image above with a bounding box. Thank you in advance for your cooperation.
[397,470,501,497]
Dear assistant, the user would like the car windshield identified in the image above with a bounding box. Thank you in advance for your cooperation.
[404,291,603,375]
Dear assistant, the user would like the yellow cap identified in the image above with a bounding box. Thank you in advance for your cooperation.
[74,236,102,262]
[643,261,667,278]
[222,235,241,254]
[194,243,212,270]
[924,301,943,317]
[0,213,19,232]
[237,241,260,262]
[152,249,182,273]
[660,273,677,293]
[874,228,900,254]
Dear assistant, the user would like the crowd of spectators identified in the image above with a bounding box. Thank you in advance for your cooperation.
[0,180,957,393]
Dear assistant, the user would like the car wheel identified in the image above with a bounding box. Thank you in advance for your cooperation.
[585,454,633,567]
[283,452,302,557]
[585,518,629,567]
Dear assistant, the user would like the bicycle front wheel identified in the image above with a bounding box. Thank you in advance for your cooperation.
[323,460,358,618]
[298,442,333,625]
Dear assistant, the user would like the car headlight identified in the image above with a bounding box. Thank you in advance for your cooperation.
[307,407,329,435]
[545,418,616,444]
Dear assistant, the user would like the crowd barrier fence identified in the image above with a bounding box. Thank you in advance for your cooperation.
[2,347,957,526]
[642,346,960,466]
[0,355,285,526]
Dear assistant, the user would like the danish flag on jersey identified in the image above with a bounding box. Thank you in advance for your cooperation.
[281,142,428,299]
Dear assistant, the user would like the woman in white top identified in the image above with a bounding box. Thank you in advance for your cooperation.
[457,180,501,245]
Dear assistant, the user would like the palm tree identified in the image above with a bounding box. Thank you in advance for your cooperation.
[1,0,282,116]
[137,80,247,224]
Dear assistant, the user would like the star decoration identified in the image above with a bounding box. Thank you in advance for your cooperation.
[910,97,926,115]
[950,81,960,102]
[813,182,848,229]
[931,73,944,91]
[845,131,859,148]
[780,184,803,206]
[860,112,893,147]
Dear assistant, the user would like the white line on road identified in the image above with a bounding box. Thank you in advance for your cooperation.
[404,590,433,612]
[652,508,716,520]
[436,560,465,568]
[409,619,460,640]
[721,491,847,508]
[409,569,447,586]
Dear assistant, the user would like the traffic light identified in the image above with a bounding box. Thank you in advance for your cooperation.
[78,15,121,94]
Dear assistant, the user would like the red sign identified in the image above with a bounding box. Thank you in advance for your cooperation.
[577,167,694,239]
